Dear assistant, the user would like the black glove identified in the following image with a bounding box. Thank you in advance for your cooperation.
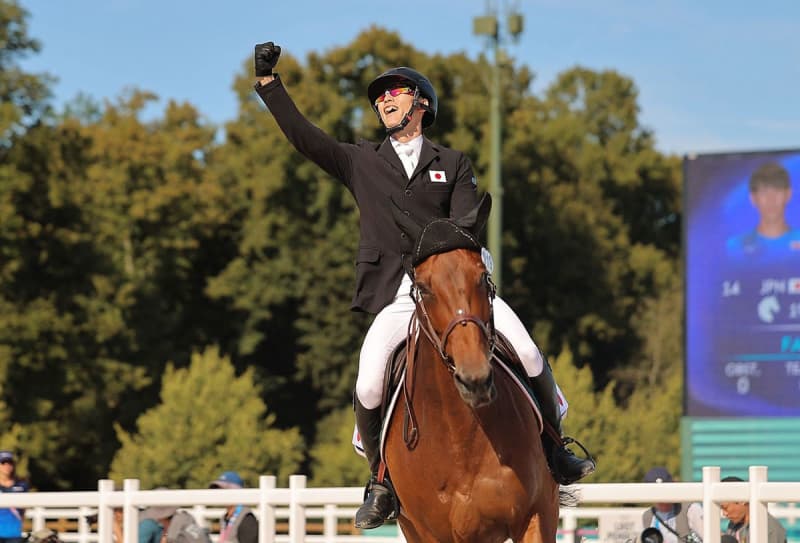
[254,41,281,77]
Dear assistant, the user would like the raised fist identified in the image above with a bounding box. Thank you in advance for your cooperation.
[255,41,281,77]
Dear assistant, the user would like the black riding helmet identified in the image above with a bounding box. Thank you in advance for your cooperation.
[367,67,438,131]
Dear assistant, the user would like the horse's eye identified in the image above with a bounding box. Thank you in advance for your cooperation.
[416,282,434,298]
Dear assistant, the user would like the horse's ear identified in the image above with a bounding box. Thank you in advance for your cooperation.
[455,193,492,236]
[390,196,423,242]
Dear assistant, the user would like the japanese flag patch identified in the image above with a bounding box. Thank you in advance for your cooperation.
[429,170,447,183]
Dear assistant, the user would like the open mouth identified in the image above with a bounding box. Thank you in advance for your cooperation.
[383,105,399,115]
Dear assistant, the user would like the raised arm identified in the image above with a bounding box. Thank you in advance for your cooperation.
[253,42,353,185]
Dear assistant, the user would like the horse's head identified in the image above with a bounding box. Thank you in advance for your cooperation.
[392,195,497,408]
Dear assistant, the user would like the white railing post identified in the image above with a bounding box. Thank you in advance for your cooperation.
[123,479,139,543]
[77,506,92,543]
[98,480,115,543]
[749,466,769,543]
[322,503,337,543]
[703,466,721,543]
[31,506,46,532]
[288,475,306,543]
[561,508,578,543]
[258,475,276,543]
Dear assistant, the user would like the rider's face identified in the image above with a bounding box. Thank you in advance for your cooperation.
[376,86,427,129]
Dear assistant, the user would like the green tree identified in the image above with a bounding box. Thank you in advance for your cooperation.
[614,266,683,393]
[551,345,682,482]
[0,0,50,142]
[612,369,683,481]
[501,67,681,384]
[1,93,150,488]
[0,89,233,488]
[110,346,304,488]
[308,407,368,487]
[0,1,54,477]
[550,347,621,482]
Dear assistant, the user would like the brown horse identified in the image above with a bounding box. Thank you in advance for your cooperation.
[384,195,560,543]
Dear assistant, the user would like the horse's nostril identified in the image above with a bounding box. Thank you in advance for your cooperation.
[454,369,496,408]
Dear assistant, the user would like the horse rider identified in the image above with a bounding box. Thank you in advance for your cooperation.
[253,41,596,530]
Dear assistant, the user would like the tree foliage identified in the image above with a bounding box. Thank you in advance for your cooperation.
[109,347,304,488]
[308,407,368,487]
[0,0,50,142]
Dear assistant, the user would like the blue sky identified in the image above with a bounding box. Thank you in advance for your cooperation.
[18,0,800,156]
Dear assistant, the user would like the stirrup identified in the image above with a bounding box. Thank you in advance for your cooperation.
[355,477,399,529]
[561,435,594,461]
[549,436,596,485]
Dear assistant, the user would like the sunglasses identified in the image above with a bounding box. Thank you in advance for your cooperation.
[0,460,13,465]
[374,86,415,106]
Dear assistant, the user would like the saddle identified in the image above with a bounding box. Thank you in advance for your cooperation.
[377,332,544,445]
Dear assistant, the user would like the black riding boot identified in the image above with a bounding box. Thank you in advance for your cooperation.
[528,361,596,485]
[354,398,398,529]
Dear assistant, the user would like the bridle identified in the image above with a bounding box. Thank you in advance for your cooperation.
[401,266,498,448]
[410,270,497,372]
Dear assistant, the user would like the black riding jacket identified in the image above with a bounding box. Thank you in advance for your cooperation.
[255,76,479,314]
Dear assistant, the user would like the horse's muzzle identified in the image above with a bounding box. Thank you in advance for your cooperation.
[454,368,496,408]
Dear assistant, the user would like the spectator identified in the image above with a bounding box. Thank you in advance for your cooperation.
[642,467,703,543]
[27,530,61,543]
[0,451,29,543]
[112,508,124,543]
[209,472,257,543]
[138,504,177,543]
[720,476,787,543]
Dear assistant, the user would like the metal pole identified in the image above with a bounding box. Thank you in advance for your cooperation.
[488,37,503,293]
[474,4,522,293]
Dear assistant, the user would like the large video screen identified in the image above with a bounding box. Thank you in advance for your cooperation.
[685,149,800,416]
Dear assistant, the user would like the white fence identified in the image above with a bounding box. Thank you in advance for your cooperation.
[1,466,798,543]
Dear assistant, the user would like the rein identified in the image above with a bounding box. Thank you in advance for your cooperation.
[401,271,498,448]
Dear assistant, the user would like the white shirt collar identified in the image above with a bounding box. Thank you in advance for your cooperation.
[390,134,423,158]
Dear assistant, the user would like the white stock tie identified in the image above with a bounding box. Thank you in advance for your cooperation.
[397,145,417,178]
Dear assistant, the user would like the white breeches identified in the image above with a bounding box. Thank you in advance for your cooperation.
[355,275,568,415]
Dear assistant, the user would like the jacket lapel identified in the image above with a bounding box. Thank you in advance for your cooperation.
[377,138,407,178]
[411,138,439,185]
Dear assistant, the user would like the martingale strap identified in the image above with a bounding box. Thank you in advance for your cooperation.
[402,311,421,449]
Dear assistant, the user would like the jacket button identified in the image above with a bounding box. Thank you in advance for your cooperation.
[400,233,407,239]
[405,189,412,196]
[403,210,410,216]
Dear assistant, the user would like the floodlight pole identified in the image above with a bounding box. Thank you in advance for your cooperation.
[473,6,523,294]
[487,31,503,293]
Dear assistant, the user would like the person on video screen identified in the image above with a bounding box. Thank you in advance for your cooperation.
[726,162,800,260]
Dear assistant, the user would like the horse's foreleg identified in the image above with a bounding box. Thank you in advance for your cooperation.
[397,517,428,543]
[519,504,559,543]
